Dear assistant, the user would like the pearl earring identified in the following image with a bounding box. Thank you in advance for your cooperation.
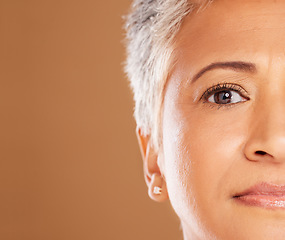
[153,186,162,195]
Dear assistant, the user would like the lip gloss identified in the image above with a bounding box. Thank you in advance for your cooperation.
[234,182,285,209]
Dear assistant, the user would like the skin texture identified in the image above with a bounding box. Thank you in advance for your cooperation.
[137,0,285,239]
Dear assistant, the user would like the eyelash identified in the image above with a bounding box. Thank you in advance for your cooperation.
[200,82,249,106]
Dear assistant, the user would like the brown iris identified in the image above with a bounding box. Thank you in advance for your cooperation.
[214,90,232,104]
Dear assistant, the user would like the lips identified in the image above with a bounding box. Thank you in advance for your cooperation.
[233,182,285,209]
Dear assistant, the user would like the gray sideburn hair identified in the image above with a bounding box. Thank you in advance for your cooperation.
[124,0,212,150]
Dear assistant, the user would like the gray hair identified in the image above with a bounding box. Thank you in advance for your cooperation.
[124,0,212,149]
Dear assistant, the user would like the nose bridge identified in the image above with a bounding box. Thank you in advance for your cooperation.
[243,52,285,163]
[247,83,285,160]
[263,93,285,137]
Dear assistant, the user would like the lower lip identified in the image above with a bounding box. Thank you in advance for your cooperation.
[234,195,285,209]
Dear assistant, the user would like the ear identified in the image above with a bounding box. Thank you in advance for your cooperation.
[136,127,168,202]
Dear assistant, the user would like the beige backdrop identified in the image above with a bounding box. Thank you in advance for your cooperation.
[0,1,181,239]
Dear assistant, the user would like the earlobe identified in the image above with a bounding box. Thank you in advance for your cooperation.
[148,173,168,202]
[136,127,168,202]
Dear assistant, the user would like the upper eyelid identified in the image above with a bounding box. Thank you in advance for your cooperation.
[200,83,248,101]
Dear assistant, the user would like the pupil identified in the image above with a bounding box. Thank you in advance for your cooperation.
[214,91,232,104]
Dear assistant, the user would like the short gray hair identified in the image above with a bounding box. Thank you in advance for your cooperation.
[124,0,212,149]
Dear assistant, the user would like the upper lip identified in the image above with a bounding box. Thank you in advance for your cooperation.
[234,182,285,198]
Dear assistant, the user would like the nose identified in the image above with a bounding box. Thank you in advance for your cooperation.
[244,98,285,164]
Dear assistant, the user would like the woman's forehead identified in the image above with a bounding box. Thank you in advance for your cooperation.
[172,0,285,76]
[178,0,285,43]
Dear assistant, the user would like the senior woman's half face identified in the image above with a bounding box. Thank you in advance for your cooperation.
[138,0,285,239]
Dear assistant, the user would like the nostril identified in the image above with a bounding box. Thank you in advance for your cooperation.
[255,150,267,155]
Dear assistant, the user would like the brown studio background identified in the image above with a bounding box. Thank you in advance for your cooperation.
[0,1,181,240]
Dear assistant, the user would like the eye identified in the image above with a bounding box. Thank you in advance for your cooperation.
[208,90,246,104]
[201,83,249,105]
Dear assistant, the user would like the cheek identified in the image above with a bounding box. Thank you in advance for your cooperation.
[162,101,250,234]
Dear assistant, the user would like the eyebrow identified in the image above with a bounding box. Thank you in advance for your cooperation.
[192,61,257,83]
